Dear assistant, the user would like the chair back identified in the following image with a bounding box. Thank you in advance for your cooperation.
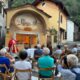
[15,69,32,73]
[39,67,55,71]
[38,67,55,80]
[0,64,11,80]
[14,68,32,80]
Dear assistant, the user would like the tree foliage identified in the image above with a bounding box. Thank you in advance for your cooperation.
[60,0,80,29]
[11,0,35,7]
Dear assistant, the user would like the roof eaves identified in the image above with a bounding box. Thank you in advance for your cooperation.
[33,0,69,16]
[4,4,51,18]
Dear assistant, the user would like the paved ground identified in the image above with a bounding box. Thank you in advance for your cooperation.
[32,69,61,80]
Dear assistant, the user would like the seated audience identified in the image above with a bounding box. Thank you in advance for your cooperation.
[14,50,32,80]
[38,47,54,77]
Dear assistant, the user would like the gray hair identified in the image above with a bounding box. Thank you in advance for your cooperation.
[43,47,50,55]
[0,48,7,56]
[67,54,78,66]
[37,44,41,48]
[64,45,68,49]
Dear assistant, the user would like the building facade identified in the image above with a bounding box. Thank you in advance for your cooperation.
[67,20,74,42]
[0,0,8,48]
[67,20,80,42]
[5,0,69,49]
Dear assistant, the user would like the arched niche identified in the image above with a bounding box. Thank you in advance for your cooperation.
[10,10,47,34]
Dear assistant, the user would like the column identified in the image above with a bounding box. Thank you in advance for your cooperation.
[51,35,54,49]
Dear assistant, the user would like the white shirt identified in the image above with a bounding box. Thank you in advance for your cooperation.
[14,60,32,80]
[55,49,62,54]
[72,48,77,54]
[26,48,36,58]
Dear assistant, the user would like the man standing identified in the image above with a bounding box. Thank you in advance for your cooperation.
[8,37,18,56]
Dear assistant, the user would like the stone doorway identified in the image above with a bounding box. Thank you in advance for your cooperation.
[15,32,38,49]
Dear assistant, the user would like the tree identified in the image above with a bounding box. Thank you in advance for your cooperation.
[12,0,35,7]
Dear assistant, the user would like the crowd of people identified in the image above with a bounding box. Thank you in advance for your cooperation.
[0,38,80,80]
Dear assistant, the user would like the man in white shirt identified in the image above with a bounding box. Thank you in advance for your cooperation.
[26,48,36,59]
[14,50,32,80]
[55,45,62,54]
[54,45,62,59]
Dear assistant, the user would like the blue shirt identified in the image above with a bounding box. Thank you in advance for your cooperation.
[38,55,54,77]
[34,48,43,55]
[0,56,10,73]
[57,64,80,80]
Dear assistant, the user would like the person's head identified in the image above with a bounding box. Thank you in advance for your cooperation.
[11,36,15,40]
[34,45,37,49]
[41,44,45,49]
[66,49,72,55]
[37,44,41,49]
[57,45,61,49]
[73,44,77,48]
[64,45,68,50]
[0,48,7,56]
[24,44,29,49]
[19,50,28,60]
[62,54,78,68]
[67,54,78,68]
[43,47,50,55]
[62,56,69,68]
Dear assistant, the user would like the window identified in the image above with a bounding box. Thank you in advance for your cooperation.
[0,2,2,13]
[47,36,51,44]
[54,35,57,43]
[60,15,63,23]
[42,1,46,6]
[64,32,67,39]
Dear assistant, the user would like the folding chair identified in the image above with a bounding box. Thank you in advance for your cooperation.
[0,64,12,80]
[38,67,55,80]
[13,69,32,80]
[54,73,62,80]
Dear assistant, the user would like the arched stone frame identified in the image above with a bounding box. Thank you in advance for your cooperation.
[9,10,47,46]
[10,10,47,32]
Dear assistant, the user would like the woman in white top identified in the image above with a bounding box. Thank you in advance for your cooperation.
[14,50,32,80]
